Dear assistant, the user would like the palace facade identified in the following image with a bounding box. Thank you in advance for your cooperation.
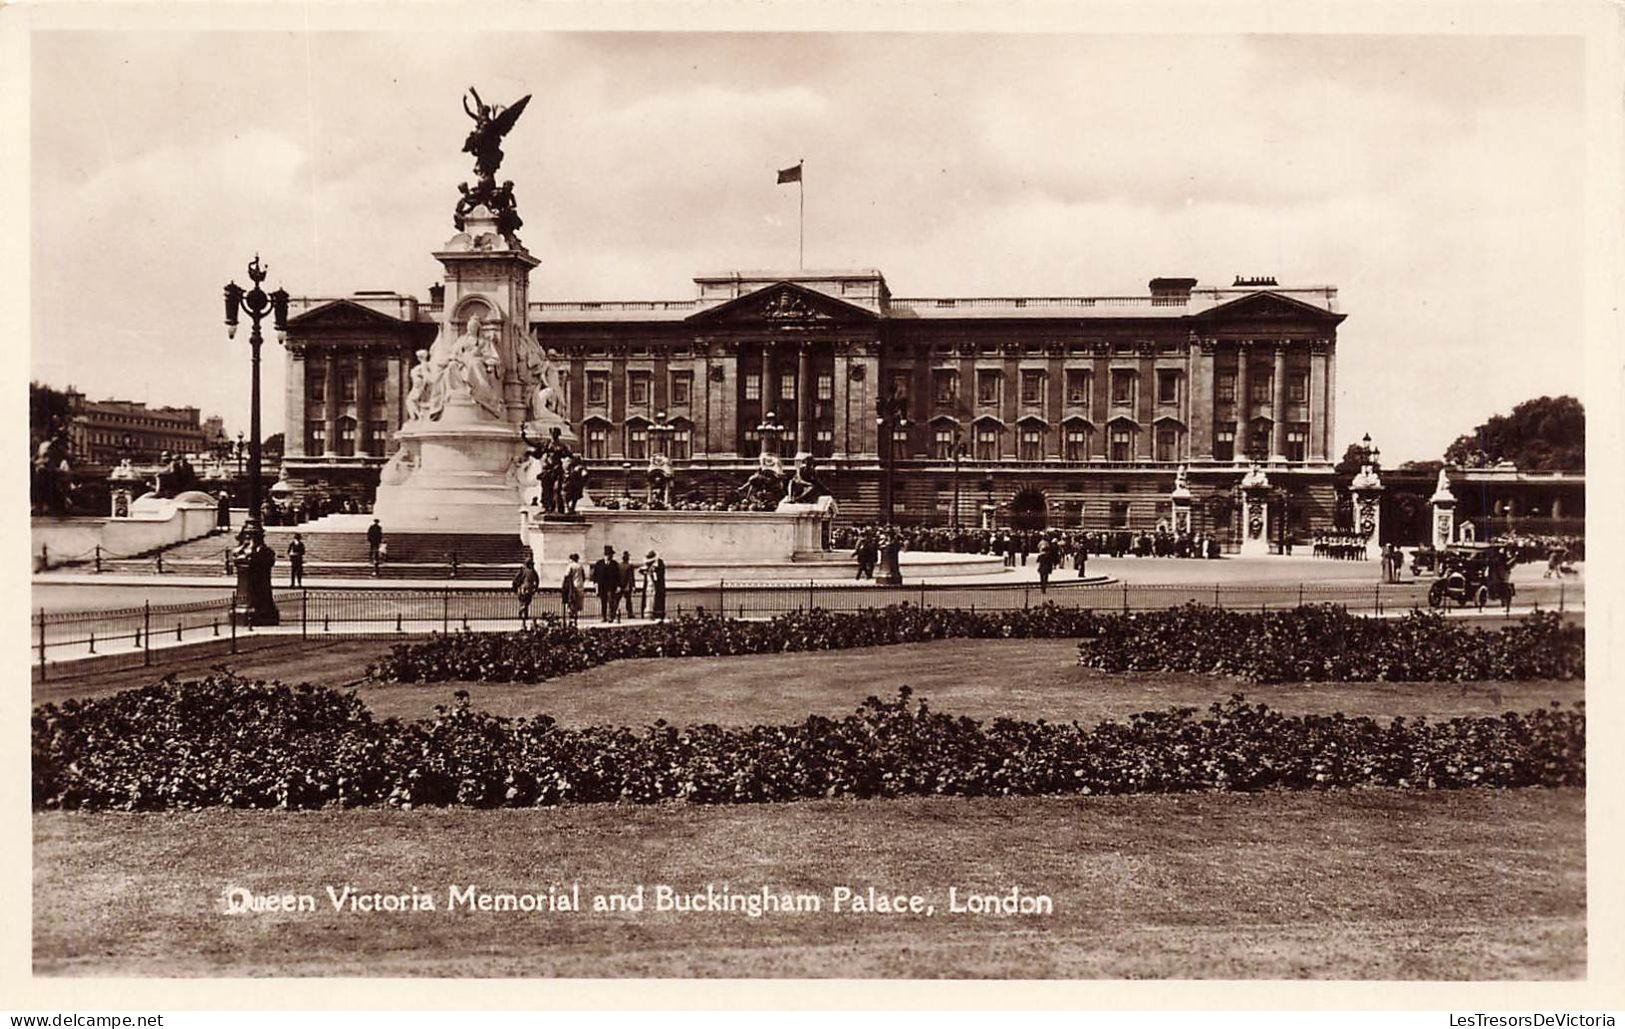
[279,269,1346,538]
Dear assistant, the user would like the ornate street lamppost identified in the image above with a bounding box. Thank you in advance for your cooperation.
[235,430,246,479]
[876,392,911,525]
[223,254,289,626]
[757,410,786,460]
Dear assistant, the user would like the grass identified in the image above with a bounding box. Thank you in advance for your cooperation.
[32,788,1584,978]
[34,637,1584,727]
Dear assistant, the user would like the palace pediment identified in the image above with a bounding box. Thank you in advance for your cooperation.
[1195,290,1347,328]
[288,298,414,331]
[685,282,879,330]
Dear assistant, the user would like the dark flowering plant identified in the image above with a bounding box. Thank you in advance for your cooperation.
[368,605,1582,686]
[32,680,1584,811]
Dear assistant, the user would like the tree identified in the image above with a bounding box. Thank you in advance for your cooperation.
[1443,395,1584,471]
[29,381,76,447]
[262,432,285,458]
[1334,442,1373,478]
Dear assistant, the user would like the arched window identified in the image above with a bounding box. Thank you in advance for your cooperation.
[973,418,1002,461]
[1062,418,1093,461]
[335,417,357,457]
[624,418,649,460]
[1017,418,1047,461]
[583,418,611,460]
[1108,419,1137,462]
[668,418,694,460]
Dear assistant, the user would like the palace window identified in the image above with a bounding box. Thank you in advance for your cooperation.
[1064,422,1090,461]
[933,369,958,405]
[976,370,1001,406]
[1109,425,1133,462]
[1020,370,1044,406]
[584,424,608,459]
[340,370,357,403]
[335,417,357,457]
[780,372,797,400]
[1018,424,1045,461]
[370,366,387,404]
[670,423,693,460]
[887,371,910,401]
[1157,370,1180,405]
[1286,423,1308,463]
[974,422,1000,461]
[308,374,325,404]
[1111,370,1135,406]
[742,428,760,457]
[628,371,651,408]
[306,421,326,454]
[1248,421,1272,460]
[1155,424,1179,462]
[934,425,957,460]
[744,372,762,402]
[1214,425,1236,462]
[366,420,388,455]
[1250,368,1272,404]
[626,422,648,460]
[892,424,910,451]
[669,372,692,408]
[1110,500,1131,528]
[1216,372,1236,403]
[587,371,609,406]
[1289,372,1309,404]
[817,373,833,402]
[1065,369,1090,406]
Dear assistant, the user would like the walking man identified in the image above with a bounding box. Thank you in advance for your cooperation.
[287,532,306,587]
[616,549,637,620]
[1035,540,1054,594]
[512,555,540,628]
[366,518,384,567]
[591,545,620,623]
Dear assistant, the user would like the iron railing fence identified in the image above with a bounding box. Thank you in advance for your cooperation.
[33,577,1577,680]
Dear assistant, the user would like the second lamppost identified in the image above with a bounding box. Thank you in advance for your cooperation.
[223,254,289,626]
[876,392,910,525]
[757,410,786,460]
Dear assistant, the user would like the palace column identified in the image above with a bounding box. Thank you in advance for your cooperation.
[1233,343,1250,463]
[285,348,307,458]
[324,349,341,456]
[1271,342,1289,462]
[1325,339,1337,462]
[832,342,851,458]
[1309,341,1329,461]
[356,355,372,456]
[796,341,812,459]
[1189,337,1214,460]
[1136,346,1155,460]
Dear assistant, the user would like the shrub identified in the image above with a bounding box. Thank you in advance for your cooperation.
[32,679,1585,811]
[368,605,1582,685]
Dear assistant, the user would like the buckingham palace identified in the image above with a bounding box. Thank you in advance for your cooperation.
[278,268,1345,537]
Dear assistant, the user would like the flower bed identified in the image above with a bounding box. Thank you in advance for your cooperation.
[368,605,1582,685]
[32,680,1584,811]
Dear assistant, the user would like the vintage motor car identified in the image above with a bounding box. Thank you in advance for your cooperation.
[1426,543,1516,610]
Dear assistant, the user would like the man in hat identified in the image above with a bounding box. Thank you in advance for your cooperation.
[590,544,621,623]
[511,555,540,628]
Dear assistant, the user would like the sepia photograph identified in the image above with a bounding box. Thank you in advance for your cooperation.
[12,2,1619,1008]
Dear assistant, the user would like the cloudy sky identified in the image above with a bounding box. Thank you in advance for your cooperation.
[29,28,1586,461]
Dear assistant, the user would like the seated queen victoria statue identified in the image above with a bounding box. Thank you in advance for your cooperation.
[408,315,506,422]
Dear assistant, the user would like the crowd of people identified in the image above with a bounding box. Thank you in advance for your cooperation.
[830,525,1224,564]
[1490,533,1585,568]
[514,545,669,627]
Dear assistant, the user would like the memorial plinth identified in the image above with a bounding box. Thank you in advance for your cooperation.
[1238,463,1272,557]
[522,497,844,583]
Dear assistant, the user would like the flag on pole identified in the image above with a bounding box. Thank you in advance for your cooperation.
[777,162,803,184]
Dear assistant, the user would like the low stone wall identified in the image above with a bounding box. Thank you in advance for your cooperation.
[31,498,218,568]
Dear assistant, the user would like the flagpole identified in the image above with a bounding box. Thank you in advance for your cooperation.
[798,159,804,270]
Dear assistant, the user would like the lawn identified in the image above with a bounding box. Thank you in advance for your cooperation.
[32,788,1584,978]
[34,637,1584,727]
